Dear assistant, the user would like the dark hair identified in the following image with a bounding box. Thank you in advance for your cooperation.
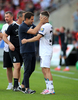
[40,11,49,17]
[5,11,13,16]
[24,12,34,20]
[17,10,25,19]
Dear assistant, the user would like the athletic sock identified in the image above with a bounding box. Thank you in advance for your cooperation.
[58,65,61,69]
[9,83,12,86]
[48,80,54,91]
[66,66,69,69]
[14,78,18,88]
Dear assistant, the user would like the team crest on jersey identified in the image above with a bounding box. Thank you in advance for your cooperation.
[40,28,44,32]
[13,56,16,62]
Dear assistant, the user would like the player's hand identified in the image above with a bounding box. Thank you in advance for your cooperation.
[8,42,15,51]
[40,16,47,24]
[21,39,27,44]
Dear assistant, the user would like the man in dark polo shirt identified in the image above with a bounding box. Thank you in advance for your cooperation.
[18,12,46,94]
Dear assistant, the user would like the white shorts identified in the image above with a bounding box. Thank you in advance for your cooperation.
[40,55,52,68]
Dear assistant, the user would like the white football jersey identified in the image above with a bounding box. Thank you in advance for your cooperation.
[1,23,9,52]
[1,21,15,52]
[39,23,53,56]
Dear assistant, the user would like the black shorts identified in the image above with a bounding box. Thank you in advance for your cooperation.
[9,48,23,66]
[3,51,13,68]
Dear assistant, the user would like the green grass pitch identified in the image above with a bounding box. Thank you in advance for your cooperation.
[0,61,78,100]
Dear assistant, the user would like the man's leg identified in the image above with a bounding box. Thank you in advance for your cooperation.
[20,53,32,91]
[20,53,36,94]
[9,48,22,90]
[54,50,62,71]
[42,68,52,80]
[7,67,13,83]
[29,53,36,77]
[3,51,13,90]
[13,63,21,89]
[40,56,55,94]
[41,67,55,94]
[63,49,70,71]
[6,67,13,90]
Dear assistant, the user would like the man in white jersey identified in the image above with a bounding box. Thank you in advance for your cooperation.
[3,10,25,91]
[21,11,55,95]
[1,11,14,90]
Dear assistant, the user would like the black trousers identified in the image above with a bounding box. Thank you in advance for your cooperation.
[21,52,36,88]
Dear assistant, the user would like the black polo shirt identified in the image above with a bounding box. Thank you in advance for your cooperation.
[6,22,20,48]
[18,22,36,54]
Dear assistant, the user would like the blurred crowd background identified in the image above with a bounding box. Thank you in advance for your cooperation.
[0,0,78,61]
[0,0,58,21]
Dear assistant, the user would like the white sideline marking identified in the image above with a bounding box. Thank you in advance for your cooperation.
[38,67,74,74]
[52,74,78,81]
[35,71,78,81]
[50,69,75,74]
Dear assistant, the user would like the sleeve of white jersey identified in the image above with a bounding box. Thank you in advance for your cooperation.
[1,24,9,33]
[1,25,5,33]
[38,25,46,36]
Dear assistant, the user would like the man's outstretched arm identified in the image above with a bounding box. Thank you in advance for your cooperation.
[21,34,42,44]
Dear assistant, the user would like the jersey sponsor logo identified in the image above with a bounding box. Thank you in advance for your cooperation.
[13,56,16,62]
[15,29,18,32]
[40,28,44,32]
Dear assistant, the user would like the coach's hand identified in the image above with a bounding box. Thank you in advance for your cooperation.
[40,16,47,24]
[21,39,27,44]
[8,42,15,51]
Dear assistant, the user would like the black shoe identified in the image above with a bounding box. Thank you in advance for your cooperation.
[13,87,19,91]
[19,86,25,93]
[24,88,36,94]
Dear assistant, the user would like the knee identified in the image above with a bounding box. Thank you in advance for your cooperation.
[13,63,21,70]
